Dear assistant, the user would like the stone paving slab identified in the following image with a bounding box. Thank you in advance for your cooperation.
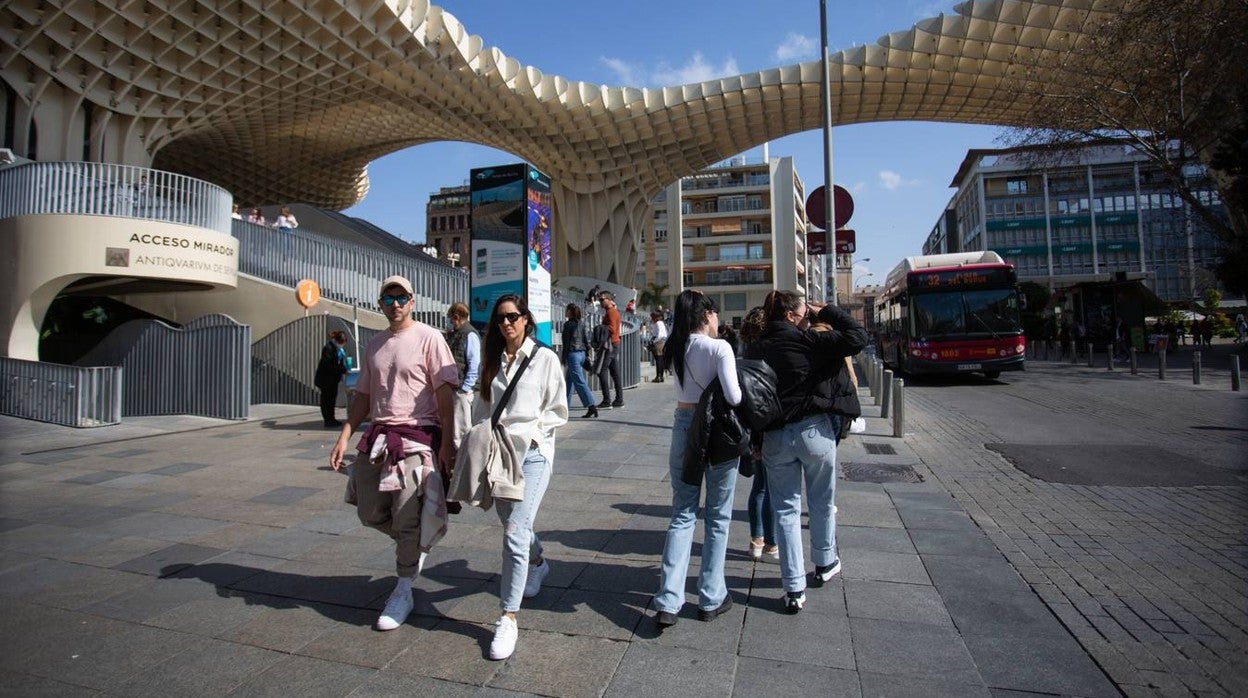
[0,370,1136,696]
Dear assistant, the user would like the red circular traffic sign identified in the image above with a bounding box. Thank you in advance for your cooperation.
[805,185,854,230]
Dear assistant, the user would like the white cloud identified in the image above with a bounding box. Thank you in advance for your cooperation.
[653,52,740,86]
[878,170,921,190]
[849,181,868,195]
[774,33,817,61]
[600,57,639,87]
[600,52,739,88]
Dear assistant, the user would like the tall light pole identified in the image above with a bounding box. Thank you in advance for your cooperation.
[820,0,836,305]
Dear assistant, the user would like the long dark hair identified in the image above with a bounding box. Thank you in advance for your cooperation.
[663,289,718,388]
[480,294,535,402]
[565,302,582,321]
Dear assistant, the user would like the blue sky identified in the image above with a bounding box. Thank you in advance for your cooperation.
[343,0,1009,288]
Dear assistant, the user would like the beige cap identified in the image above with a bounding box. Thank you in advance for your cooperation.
[379,275,414,297]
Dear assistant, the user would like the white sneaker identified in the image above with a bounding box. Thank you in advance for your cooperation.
[375,585,414,631]
[523,559,550,599]
[489,615,518,660]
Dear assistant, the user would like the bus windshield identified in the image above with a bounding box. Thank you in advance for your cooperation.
[911,288,1021,339]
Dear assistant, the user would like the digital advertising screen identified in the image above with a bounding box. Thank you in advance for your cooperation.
[469,164,527,327]
[525,166,553,345]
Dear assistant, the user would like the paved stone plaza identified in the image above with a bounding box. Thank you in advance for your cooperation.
[0,353,1244,696]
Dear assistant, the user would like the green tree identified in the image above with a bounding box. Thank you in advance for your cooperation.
[1001,0,1248,294]
[637,283,669,311]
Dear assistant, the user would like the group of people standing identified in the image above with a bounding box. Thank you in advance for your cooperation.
[231,203,299,232]
[323,277,865,662]
[653,289,867,622]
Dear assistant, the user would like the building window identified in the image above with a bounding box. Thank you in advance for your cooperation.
[724,293,747,311]
[1007,178,1028,195]
[655,228,668,241]
[451,238,461,253]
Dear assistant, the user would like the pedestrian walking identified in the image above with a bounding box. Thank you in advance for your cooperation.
[444,302,480,448]
[314,330,349,427]
[653,289,742,628]
[745,290,867,613]
[471,294,568,659]
[329,276,460,631]
[561,303,598,418]
[597,291,624,408]
[648,310,669,383]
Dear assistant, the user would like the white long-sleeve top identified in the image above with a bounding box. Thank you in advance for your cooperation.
[673,333,741,406]
[472,337,569,464]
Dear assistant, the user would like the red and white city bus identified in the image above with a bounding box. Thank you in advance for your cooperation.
[875,251,1025,379]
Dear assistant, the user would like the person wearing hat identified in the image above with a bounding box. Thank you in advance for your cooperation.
[330,275,460,631]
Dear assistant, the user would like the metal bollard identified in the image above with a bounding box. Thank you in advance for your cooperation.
[1232,356,1241,391]
[1130,347,1138,375]
[893,378,905,438]
[1106,344,1114,371]
[1193,351,1201,385]
[1158,348,1167,381]
[868,359,877,398]
[881,369,894,418]
[1087,343,1095,368]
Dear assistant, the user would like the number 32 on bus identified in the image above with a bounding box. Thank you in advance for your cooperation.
[874,251,1025,380]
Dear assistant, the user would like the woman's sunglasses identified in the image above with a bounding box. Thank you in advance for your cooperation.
[495,312,524,324]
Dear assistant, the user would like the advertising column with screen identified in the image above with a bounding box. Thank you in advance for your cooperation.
[469,163,553,345]
[526,167,553,344]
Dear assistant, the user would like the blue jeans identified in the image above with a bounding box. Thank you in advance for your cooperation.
[747,459,774,544]
[655,407,739,613]
[762,413,839,593]
[565,350,594,408]
[494,448,551,612]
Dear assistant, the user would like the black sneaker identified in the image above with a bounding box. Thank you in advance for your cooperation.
[597,400,613,409]
[611,399,625,408]
[655,610,679,628]
[810,559,842,587]
[697,596,732,622]
[784,591,806,614]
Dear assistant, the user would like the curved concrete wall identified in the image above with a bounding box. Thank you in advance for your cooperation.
[0,214,238,360]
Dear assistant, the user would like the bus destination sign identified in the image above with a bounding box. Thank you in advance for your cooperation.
[912,267,1014,289]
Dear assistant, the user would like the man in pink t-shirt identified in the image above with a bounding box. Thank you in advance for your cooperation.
[330,275,459,631]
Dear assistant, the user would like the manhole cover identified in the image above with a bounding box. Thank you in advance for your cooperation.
[863,443,897,455]
[841,462,923,483]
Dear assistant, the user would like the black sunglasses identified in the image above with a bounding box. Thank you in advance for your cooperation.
[380,294,411,307]
[495,312,524,324]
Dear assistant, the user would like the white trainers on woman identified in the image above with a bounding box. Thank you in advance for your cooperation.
[489,615,518,660]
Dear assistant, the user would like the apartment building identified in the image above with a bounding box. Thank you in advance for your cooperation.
[426,184,471,268]
[925,144,1226,302]
[638,156,823,327]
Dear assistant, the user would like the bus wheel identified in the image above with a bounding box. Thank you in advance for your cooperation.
[984,370,1001,380]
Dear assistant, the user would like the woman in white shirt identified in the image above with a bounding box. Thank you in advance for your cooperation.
[474,294,569,660]
[653,289,742,628]
[275,206,298,232]
[648,310,669,383]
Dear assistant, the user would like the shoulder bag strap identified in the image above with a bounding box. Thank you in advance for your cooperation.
[490,351,536,426]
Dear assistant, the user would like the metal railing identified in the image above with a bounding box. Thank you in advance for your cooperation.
[232,219,468,325]
[0,358,122,427]
[75,314,251,420]
[0,161,232,233]
[550,289,642,390]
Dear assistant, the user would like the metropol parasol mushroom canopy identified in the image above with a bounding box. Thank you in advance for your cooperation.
[2,0,1134,282]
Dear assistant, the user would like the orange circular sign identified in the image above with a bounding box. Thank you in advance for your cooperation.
[295,279,321,308]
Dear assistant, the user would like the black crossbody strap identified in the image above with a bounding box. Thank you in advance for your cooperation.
[491,351,536,426]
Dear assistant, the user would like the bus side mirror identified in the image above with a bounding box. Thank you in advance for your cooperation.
[899,293,908,307]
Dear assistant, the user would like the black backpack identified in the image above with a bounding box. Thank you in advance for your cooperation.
[734,358,783,432]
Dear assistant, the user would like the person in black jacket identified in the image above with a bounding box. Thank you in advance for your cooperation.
[745,291,867,614]
[561,303,597,418]
[315,330,349,427]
